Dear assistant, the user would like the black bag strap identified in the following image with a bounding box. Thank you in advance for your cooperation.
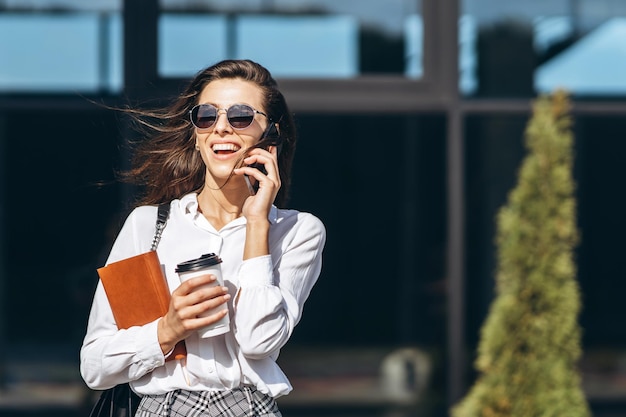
[150,202,171,251]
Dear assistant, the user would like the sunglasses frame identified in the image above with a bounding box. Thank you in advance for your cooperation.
[189,103,269,130]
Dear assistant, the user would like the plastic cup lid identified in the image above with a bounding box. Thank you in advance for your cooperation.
[175,253,222,273]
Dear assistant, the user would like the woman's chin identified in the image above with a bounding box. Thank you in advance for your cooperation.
[206,169,244,188]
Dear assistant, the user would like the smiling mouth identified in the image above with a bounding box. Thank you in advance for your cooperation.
[212,143,241,155]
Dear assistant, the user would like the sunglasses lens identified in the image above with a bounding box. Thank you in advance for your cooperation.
[227,104,255,129]
[192,105,217,129]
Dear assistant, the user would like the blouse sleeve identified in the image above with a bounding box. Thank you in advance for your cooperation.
[80,206,167,390]
[233,212,326,359]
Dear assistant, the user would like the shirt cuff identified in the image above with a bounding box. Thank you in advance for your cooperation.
[238,255,274,287]
[134,320,166,370]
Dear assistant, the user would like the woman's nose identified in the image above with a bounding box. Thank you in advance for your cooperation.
[213,111,232,133]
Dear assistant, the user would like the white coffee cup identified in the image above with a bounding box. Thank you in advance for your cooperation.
[175,253,230,338]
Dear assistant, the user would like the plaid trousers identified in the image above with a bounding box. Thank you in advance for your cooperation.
[134,387,282,417]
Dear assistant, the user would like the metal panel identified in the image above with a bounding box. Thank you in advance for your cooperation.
[124,0,158,99]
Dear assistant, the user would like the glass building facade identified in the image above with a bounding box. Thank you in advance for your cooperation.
[1,0,626,416]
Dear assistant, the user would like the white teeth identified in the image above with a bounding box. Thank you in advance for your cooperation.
[212,143,241,152]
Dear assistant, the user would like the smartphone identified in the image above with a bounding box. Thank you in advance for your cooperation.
[244,123,283,194]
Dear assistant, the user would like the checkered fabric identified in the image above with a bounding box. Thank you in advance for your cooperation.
[134,386,282,417]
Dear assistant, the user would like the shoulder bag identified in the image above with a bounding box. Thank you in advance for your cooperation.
[89,203,174,417]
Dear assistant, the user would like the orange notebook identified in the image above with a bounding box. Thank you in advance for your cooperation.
[97,250,186,361]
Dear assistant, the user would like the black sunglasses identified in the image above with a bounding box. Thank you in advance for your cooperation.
[189,103,268,130]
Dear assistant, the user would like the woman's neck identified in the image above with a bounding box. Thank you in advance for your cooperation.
[197,182,249,230]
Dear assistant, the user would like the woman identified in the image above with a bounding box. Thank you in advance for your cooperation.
[80,59,326,416]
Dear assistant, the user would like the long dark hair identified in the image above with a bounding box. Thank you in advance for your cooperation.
[121,59,296,207]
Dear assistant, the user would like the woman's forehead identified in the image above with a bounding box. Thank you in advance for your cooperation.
[198,78,265,108]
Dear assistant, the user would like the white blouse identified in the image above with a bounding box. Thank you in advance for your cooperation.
[80,193,326,398]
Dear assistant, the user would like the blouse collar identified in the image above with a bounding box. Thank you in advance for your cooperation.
[180,193,278,226]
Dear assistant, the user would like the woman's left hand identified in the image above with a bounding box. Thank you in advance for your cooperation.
[234,146,281,222]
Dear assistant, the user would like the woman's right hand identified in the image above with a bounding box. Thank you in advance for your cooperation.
[157,274,230,354]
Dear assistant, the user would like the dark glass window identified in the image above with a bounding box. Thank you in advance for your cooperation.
[158,0,423,79]
[462,0,626,97]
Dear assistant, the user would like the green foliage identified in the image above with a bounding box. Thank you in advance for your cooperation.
[452,92,590,417]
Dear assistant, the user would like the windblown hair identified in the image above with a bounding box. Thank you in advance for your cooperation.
[121,59,297,207]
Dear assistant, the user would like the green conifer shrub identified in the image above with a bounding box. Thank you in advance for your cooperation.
[452,91,590,417]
